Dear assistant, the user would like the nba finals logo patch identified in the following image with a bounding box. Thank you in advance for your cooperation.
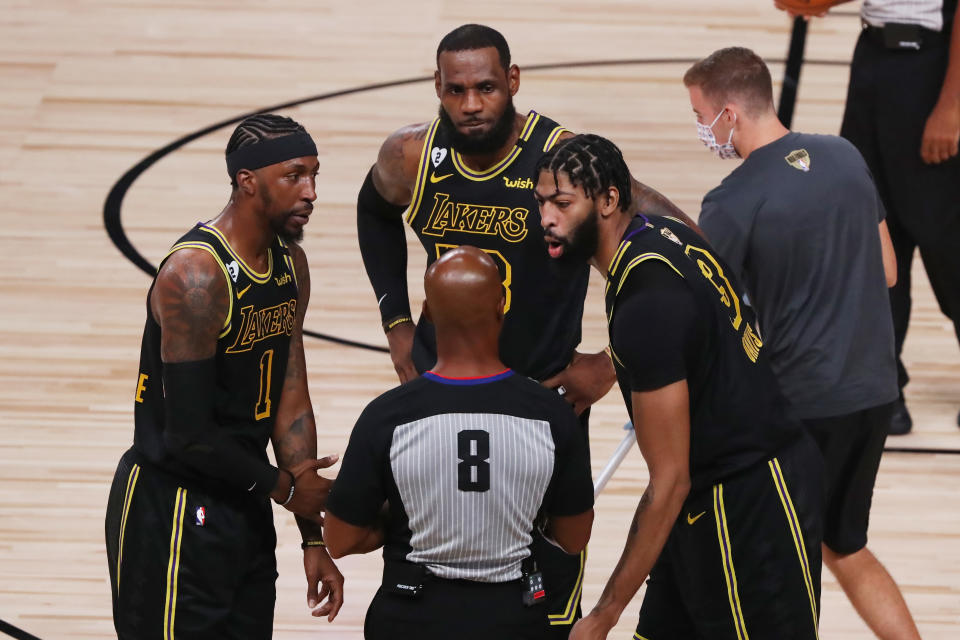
[195,506,206,526]
[785,149,811,172]
[226,260,240,282]
[431,147,447,168]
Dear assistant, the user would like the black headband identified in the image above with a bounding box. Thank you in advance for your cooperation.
[225,132,318,179]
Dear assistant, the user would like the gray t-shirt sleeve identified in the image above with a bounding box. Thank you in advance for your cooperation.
[698,193,749,284]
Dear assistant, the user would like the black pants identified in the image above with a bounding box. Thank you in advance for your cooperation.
[105,448,278,639]
[840,28,960,391]
[635,435,825,640]
[364,578,550,639]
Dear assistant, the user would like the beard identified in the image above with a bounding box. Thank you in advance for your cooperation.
[548,207,599,266]
[261,188,305,243]
[438,98,517,155]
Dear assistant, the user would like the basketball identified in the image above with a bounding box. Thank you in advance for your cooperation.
[774,0,840,15]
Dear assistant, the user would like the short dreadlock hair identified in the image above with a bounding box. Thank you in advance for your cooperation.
[225,113,308,187]
[535,134,633,213]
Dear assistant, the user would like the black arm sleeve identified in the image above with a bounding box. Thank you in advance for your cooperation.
[326,405,387,526]
[161,358,279,498]
[610,262,703,392]
[357,167,413,324]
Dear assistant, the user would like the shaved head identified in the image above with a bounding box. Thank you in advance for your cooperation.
[425,246,504,331]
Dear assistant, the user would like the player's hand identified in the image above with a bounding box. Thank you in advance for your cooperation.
[283,454,339,522]
[304,545,344,622]
[921,97,960,164]
[568,612,615,640]
[773,0,828,20]
[385,321,418,383]
[543,350,617,415]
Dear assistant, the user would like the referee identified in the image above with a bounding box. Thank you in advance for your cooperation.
[324,246,595,640]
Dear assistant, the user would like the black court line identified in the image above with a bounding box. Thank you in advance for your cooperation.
[0,620,41,640]
[101,56,960,457]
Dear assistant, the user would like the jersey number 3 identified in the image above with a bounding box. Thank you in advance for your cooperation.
[457,430,490,492]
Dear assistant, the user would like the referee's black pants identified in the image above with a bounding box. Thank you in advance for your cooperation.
[840,27,960,392]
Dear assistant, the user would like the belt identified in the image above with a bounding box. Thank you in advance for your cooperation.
[862,21,945,51]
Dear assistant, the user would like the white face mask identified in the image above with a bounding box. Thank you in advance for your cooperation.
[696,110,740,160]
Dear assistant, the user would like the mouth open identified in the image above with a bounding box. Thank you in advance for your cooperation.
[545,238,564,258]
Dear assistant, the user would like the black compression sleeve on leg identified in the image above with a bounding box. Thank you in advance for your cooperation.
[162,358,279,498]
[357,167,412,324]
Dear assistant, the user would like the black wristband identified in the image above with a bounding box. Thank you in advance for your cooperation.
[382,314,413,333]
[301,539,326,550]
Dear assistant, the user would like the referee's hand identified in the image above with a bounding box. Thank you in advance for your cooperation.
[543,350,617,415]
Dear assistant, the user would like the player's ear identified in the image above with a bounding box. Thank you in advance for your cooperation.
[434,70,442,99]
[496,292,506,320]
[507,64,519,96]
[422,299,432,324]
[599,186,620,219]
[236,169,257,197]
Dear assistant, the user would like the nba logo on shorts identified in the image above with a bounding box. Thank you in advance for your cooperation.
[195,506,206,526]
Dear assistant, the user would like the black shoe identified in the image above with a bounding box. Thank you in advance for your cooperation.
[889,399,912,435]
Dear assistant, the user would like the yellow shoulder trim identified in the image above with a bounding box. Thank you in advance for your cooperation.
[543,125,570,151]
[165,241,234,337]
[198,225,273,283]
[405,118,441,226]
[616,252,684,296]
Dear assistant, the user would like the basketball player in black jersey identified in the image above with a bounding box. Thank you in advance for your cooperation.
[104,114,343,638]
[357,24,698,633]
[534,135,825,640]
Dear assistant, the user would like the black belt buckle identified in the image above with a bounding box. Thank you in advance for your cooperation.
[882,23,923,50]
[521,557,546,607]
[383,561,427,598]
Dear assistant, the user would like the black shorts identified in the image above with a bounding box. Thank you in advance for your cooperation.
[364,577,549,640]
[105,448,278,639]
[802,401,892,554]
[635,435,825,640]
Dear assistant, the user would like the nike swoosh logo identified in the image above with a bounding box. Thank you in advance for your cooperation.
[429,172,453,184]
[237,284,252,299]
[247,481,257,492]
[378,293,387,307]
[687,511,706,525]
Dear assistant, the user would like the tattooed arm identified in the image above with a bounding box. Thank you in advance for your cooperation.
[570,381,692,640]
[358,123,431,383]
[630,178,706,239]
[270,242,344,622]
[153,249,293,501]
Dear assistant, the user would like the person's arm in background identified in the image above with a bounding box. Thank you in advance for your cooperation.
[921,13,960,164]
[879,220,897,287]
[357,123,430,382]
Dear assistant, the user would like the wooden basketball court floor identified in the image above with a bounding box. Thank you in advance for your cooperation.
[1,1,958,637]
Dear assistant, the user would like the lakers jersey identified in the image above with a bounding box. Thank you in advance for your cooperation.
[132,223,299,489]
[406,111,589,381]
[605,216,803,490]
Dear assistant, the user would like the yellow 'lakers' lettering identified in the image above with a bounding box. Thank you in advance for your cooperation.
[684,246,742,330]
[502,176,533,189]
[226,299,297,353]
[742,323,763,363]
[135,373,148,403]
[274,272,291,287]
[422,192,528,242]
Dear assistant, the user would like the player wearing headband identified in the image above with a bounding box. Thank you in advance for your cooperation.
[104,113,344,638]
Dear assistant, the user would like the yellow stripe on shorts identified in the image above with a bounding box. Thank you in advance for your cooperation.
[163,487,187,640]
[547,547,587,625]
[713,483,750,640]
[116,463,141,587]
[768,458,820,639]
